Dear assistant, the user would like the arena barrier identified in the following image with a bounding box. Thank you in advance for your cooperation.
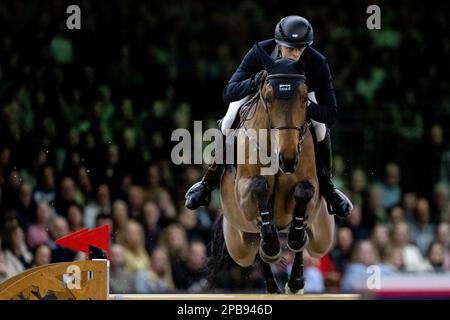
[0,259,361,300]
[0,260,109,300]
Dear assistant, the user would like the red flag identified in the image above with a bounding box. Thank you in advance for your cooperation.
[74,225,109,252]
[55,228,89,253]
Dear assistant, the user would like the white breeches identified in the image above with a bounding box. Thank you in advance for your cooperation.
[220,91,326,142]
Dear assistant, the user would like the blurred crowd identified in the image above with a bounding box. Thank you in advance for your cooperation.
[1,0,450,294]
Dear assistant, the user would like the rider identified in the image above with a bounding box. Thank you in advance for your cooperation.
[185,15,353,218]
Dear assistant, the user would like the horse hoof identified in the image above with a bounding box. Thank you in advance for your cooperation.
[259,245,281,264]
[285,283,304,295]
[287,232,309,252]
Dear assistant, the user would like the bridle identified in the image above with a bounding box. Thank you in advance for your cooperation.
[259,73,311,153]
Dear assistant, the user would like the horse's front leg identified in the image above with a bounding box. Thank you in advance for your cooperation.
[286,181,314,294]
[258,255,282,293]
[242,175,280,263]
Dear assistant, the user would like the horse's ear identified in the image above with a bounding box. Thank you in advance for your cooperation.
[254,42,275,69]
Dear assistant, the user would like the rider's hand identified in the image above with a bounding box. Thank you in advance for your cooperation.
[250,70,265,90]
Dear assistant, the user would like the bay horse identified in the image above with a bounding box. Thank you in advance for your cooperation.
[209,43,335,294]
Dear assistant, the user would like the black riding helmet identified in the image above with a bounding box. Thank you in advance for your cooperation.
[274,15,313,48]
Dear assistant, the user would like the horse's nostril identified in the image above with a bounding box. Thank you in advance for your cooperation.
[279,154,296,173]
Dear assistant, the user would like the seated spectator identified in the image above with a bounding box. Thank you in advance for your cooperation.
[381,245,404,273]
[27,201,52,250]
[1,223,33,278]
[435,222,450,270]
[388,205,406,228]
[424,242,446,273]
[159,223,190,289]
[112,200,130,244]
[0,250,8,283]
[67,203,84,232]
[52,177,79,217]
[379,163,402,210]
[109,244,135,294]
[347,168,367,209]
[364,185,387,228]
[433,182,450,222]
[141,201,161,254]
[173,241,208,293]
[402,192,417,222]
[142,164,166,202]
[410,198,435,255]
[343,205,369,240]
[48,216,76,262]
[33,165,56,204]
[128,185,144,220]
[122,220,150,272]
[330,227,354,273]
[341,240,380,293]
[304,250,325,293]
[32,244,52,267]
[391,221,427,272]
[84,184,112,229]
[13,182,36,231]
[134,246,175,293]
[371,224,390,259]
[157,190,177,226]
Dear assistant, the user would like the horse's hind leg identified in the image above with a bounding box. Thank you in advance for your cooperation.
[250,175,281,264]
[258,255,282,294]
[288,181,314,252]
[285,251,305,294]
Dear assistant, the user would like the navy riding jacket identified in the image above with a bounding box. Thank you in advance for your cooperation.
[223,39,338,126]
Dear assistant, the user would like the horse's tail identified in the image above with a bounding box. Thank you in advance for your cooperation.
[207,214,232,289]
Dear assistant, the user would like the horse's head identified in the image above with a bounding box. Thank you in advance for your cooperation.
[254,43,309,173]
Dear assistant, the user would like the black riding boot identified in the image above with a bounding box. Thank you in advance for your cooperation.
[185,162,223,210]
[317,128,353,218]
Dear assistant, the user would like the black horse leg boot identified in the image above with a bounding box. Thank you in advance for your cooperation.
[317,128,353,218]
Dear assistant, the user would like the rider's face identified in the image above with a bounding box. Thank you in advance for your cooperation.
[279,45,305,61]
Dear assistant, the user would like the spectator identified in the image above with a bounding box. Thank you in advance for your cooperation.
[347,169,367,209]
[67,203,85,232]
[330,227,354,273]
[112,200,129,244]
[52,177,78,217]
[341,240,379,293]
[304,250,325,293]
[142,164,166,202]
[33,166,56,204]
[410,198,435,255]
[379,163,402,210]
[128,186,144,220]
[27,201,52,250]
[432,182,450,222]
[48,216,75,263]
[13,182,36,231]
[134,246,175,293]
[370,224,390,259]
[84,184,112,229]
[122,220,150,272]
[391,222,426,272]
[141,201,161,254]
[174,241,208,292]
[424,242,446,273]
[1,223,33,278]
[109,244,135,294]
[32,244,52,267]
